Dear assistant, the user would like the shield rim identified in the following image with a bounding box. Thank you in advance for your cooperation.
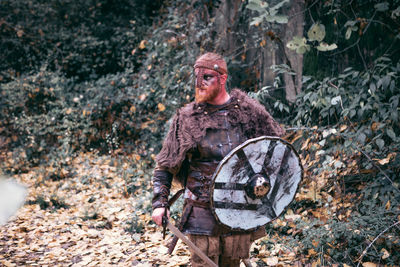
[209,135,304,232]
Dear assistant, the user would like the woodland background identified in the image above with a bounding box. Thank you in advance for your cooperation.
[0,0,399,266]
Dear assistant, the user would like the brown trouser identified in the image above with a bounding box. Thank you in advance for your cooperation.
[188,228,265,267]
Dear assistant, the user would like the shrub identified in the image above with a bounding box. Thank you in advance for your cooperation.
[280,56,400,265]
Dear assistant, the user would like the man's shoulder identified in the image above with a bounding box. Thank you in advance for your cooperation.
[176,101,196,116]
[230,88,248,100]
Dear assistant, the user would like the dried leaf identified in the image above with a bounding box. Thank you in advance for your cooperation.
[17,30,24,37]
[139,40,147,49]
[385,200,390,210]
[139,94,147,101]
[263,256,279,266]
[157,103,166,112]
[381,248,390,259]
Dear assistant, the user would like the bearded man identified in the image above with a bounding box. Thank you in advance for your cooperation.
[152,52,285,266]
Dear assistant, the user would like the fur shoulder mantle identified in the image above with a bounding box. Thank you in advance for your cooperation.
[156,89,285,171]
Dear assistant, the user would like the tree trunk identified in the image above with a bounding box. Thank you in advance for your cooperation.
[282,0,305,103]
[185,0,305,102]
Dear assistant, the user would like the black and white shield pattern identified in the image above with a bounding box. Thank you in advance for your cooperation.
[210,136,303,231]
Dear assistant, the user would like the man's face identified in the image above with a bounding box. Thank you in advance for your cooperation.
[194,68,221,103]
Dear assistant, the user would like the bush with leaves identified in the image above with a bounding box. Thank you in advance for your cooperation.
[295,56,399,163]
[1,70,90,171]
[0,0,161,82]
[276,56,400,265]
[0,0,198,173]
[301,0,400,78]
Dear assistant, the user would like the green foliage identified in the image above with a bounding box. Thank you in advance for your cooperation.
[250,67,293,121]
[125,213,145,234]
[0,0,173,172]
[27,194,69,211]
[1,1,399,264]
[1,70,91,168]
[294,56,400,196]
[287,23,337,54]
[246,0,290,25]
[276,4,400,261]
[302,0,400,77]
[286,56,400,265]
[0,0,195,171]
[295,56,399,148]
[270,197,400,265]
[0,0,161,82]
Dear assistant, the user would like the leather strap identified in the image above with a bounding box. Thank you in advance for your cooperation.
[184,198,210,209]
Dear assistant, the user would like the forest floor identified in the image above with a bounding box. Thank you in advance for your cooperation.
[0,149,359,267]
[0,152,192,266]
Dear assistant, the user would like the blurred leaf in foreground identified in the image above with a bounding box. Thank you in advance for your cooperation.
[0,178,27,225]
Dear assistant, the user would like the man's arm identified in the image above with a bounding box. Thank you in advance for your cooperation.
[151,168,172,226]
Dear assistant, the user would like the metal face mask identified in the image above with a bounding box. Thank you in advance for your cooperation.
[194,59,226,87]
[195,67,206,89]
[195,68,220,89]
[194,68,223,103]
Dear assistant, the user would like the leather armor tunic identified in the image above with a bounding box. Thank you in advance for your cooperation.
[183,105,247,235]
[152,89,285,238]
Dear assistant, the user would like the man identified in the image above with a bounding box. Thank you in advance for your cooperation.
[152,52,285,266]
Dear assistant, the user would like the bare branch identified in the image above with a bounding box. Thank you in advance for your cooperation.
[355,147,400,194]
[356,220,400,267]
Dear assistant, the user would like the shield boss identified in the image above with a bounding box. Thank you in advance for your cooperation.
[210,136,303,231]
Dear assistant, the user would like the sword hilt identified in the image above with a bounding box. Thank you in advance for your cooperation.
[162,189,184,240]
[162,207,168,239]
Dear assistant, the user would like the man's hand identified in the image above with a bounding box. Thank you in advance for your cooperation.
[152,207,170,226]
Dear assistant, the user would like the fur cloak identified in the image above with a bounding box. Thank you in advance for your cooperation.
[156,89,285,183]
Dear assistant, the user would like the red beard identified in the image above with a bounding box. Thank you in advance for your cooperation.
[195,86,220,103]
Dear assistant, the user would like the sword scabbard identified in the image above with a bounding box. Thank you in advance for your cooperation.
[167,201,193,254]
[167,236,179,254]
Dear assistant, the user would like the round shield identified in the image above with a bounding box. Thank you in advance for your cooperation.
[210,136,303,231]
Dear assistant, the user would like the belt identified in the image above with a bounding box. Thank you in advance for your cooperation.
[184,198,210,209]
